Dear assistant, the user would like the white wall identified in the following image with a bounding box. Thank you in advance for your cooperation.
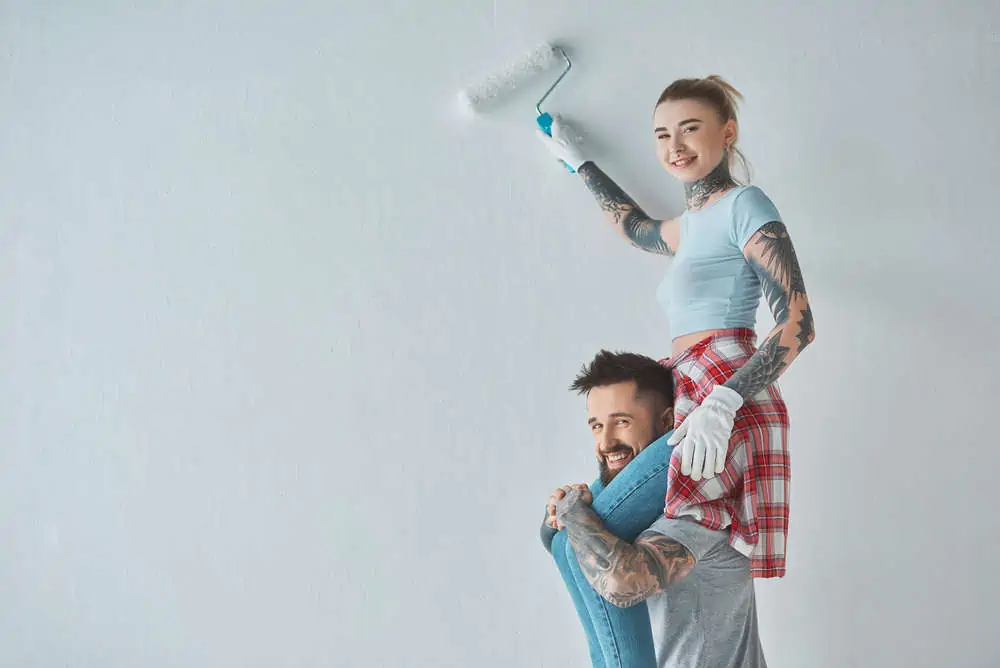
[2,1,999,666]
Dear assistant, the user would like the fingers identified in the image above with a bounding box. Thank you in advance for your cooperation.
[550,116,567,142]
[703,433,730,479]
[690,437,706,482]
[680,436,694,476]
[714,436,728,475]
[547,484,591,528]
[535,128,560,149]
[547,488,568,529]
[700,441,715,480]
[667,421,687,446]
[550,115,581,143]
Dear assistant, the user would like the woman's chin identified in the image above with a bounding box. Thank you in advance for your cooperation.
[663,165,708,183]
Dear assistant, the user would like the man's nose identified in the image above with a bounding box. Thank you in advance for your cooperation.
[598,430,614,452]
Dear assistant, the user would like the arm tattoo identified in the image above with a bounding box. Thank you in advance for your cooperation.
[755,222,806,299]
[754,255,791,324]
[725,329,790,399]
[724,220,813,399]
[577,163,674,256]
[577,163,633,220]
[747,222,806,325]
[556,492,694,607]
[623,210,672,255]
[796,305,814,353]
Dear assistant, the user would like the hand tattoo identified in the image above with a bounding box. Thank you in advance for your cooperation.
[560,507,695,607]
[554,487,590,527]
[577,163,674,255]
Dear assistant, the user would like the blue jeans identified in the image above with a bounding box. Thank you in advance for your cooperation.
[542,431,674,668]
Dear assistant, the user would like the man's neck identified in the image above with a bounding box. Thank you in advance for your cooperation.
[684,156,737,210]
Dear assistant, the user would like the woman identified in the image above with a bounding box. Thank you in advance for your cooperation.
[538,76,815,665]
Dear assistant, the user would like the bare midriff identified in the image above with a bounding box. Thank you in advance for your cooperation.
[670,328,731,359]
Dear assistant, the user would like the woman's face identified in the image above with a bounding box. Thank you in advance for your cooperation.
[652,98,735,183]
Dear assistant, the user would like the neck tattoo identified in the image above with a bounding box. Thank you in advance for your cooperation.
[684,151,737,210]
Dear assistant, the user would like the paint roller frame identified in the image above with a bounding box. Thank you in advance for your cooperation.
[457,44,577,171]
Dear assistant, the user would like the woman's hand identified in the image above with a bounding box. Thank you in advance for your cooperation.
[667,385,744,481]
[535,114,588,171]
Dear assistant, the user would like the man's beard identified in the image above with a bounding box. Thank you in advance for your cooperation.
[598,444,636,486]
[599,459,617,486]
[598,430,669,486]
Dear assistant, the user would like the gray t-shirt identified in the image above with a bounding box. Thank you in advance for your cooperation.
[644,516,767,668]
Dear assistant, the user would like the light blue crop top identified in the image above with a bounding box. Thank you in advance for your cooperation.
[656,186,782,339]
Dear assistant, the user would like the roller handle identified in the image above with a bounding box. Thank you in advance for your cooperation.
[536,112,576,174]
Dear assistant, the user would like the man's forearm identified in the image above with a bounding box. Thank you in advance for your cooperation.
[560,504,691,608]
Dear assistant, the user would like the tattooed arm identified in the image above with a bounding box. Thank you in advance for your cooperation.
[576,162,680,256]
[724,222,815,399]
[554,487,695,608]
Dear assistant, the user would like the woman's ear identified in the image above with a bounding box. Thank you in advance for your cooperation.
[724,118,738,147]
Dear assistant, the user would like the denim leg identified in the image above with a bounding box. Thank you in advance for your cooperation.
[550,531,606,668]
[591,432,673,536]
[562,539,656,667]
[563,431,675,668]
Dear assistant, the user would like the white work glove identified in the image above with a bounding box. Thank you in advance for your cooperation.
[534,114,588,171]
[667,385,744,481]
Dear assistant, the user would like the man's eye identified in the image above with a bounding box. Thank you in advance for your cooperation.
[592,424,602,432]
[683,126,698,133]
[616,419,629,426]
[657,134,669,140]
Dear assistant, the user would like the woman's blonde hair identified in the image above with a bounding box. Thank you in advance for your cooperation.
[655,75,752,183]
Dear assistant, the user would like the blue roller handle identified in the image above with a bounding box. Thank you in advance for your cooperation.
[536,112,576,174]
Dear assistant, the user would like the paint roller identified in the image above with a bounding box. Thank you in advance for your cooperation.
[457,43,576,172]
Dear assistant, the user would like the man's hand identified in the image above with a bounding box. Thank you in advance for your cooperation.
[546,484,592,530]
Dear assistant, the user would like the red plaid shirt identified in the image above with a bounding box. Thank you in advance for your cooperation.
[660,328,791,578]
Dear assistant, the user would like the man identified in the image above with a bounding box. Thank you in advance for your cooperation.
[541,350,766,668]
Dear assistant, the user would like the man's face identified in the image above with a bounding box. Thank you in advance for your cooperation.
[587,380,673,486]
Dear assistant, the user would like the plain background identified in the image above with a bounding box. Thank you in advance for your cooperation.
[2,1,999,666]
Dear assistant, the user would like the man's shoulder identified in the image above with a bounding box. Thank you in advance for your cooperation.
[644,516,745,567]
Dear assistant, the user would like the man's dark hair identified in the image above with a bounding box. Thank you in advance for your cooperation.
[570,350,674,405]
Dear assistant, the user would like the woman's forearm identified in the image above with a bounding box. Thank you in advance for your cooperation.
[576,162,675,256]
[724,301,814,399]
